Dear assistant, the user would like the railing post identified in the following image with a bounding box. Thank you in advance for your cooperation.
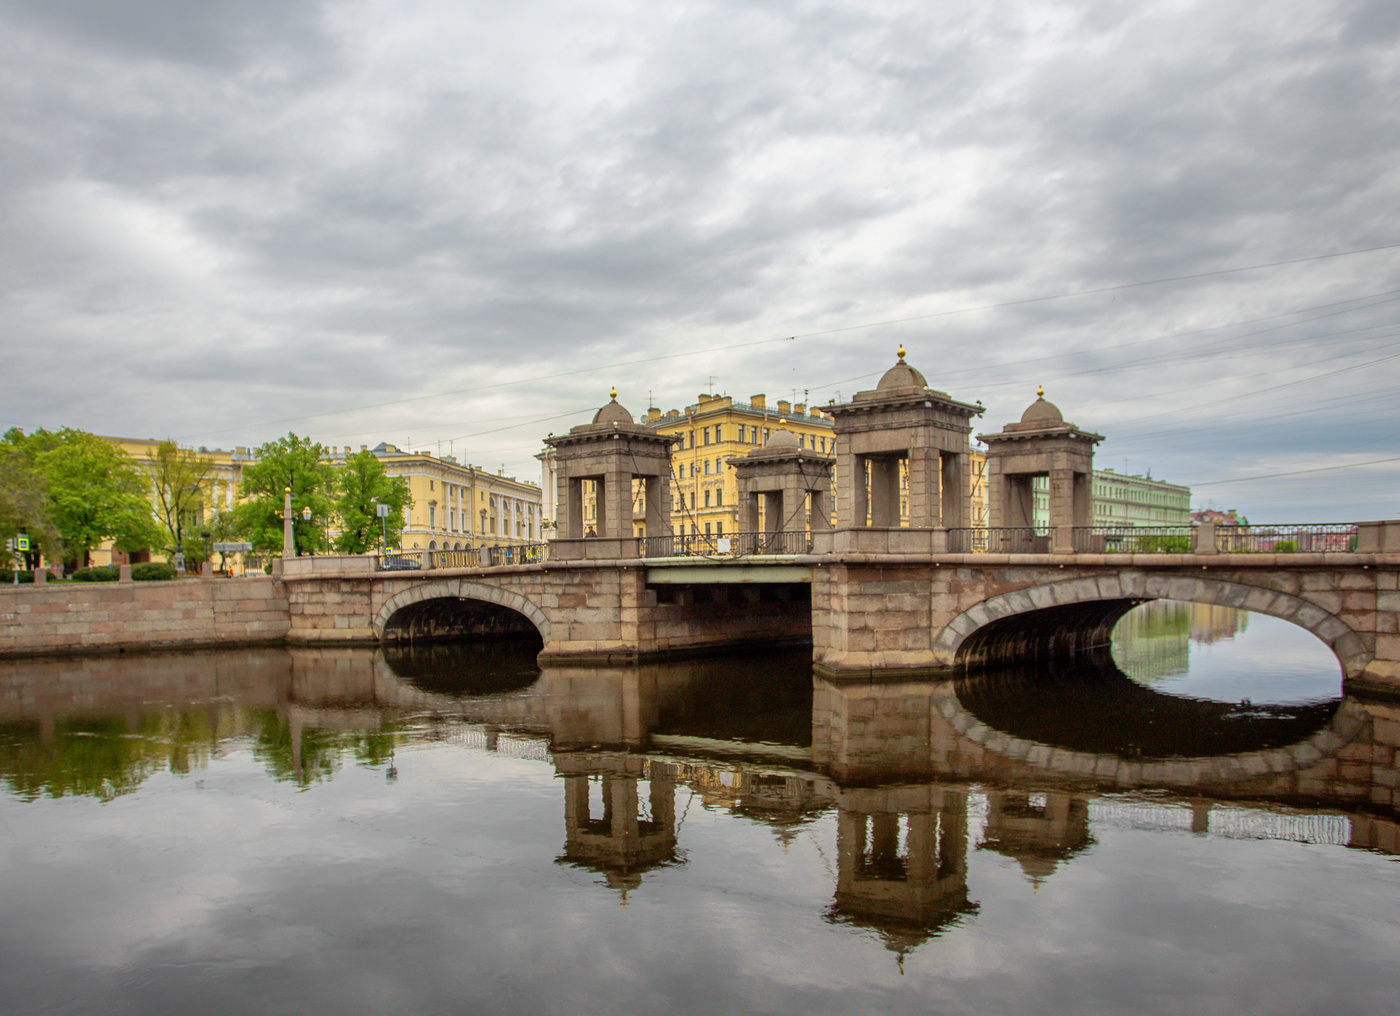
[931,527,949,554]
[1356,522,1381,553]
[1193,522,1217,555]
[422,550,435,571]
[1053,524,1074,555]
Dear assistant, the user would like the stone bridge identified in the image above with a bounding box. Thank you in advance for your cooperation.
[277,537,1400,696]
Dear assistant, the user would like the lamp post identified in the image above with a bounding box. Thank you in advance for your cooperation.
[301,506,312,556]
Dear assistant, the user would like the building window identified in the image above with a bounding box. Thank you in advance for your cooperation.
[705,522,711,536]
[689,431,695,448]
[429,480,434,491]
[750,426,758,443]
[703,427,710,445]
[704,490,711,508]
[704,460,711,475]
[716,489,723,507]
[764,428,771,442]
[717,521,723,536]
[429,506,436,529]
[715,424,722,441]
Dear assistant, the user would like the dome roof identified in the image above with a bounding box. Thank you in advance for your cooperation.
[1020,389,1064,425]
[592,389,634,426]
[765,425,799,450]
[876,346,928,390]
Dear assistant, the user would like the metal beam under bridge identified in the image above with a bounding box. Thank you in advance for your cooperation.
[642,560,814,584]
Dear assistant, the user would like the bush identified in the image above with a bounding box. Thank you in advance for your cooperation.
[1272,539,1297,553]
[71,565,120,582]
[0,569,34,584]
[132,562,177,582]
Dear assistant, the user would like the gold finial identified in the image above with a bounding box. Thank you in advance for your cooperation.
[609,387,617,401]
[284,486,291,494]
[1037,385,1045,399]
[896,344,906,362]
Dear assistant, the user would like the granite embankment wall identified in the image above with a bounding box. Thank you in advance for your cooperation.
[0,578,291,657]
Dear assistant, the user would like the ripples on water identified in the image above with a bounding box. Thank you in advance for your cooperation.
[0,603,1397,1015]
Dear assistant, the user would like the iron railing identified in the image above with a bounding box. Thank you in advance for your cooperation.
[948,527,1051,553]
[642,531,813,558]
[1072,526,1194,554]
[1211,524,1357,554]
[381,544,549,571]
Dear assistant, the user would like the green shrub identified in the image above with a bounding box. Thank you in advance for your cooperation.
[0,569,35,584]
[1272,539,1297,553]
[132,562,177,582]
[70,565,120,582]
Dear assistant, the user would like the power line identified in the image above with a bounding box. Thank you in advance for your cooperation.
[787,241,1400,341]
[1193,456,1400,487]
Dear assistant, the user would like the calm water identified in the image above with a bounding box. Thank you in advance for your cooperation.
[1,603,1397,1015]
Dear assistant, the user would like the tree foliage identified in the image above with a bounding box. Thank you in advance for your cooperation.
[230,433,336,557]
[0,435,61,568]
[146,438,217,557]
[4,428,160,568]
[332,450,412,554]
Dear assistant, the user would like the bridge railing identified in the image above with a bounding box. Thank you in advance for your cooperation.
[1073,526,1194,554]
[1211,523,1358,554]
[642,531,812,558]
[380,544,551,571]
[948,527,1051,553]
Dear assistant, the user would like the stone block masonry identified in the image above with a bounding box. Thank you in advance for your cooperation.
[0,578,291,657]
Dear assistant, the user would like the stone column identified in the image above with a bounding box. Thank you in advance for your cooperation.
[605,468,632,540]
[869,457,900,527]
[282,487,295,558]
[849,454,868,528]
[744,490,761,533]
[907,448,938,527]
[1048,468,1074,529]
[810,488,832,530]
[762,492,783,534]
[941,451,966,529]
[566,477,584,539]
[1073,470,1093,526]
[644,475,668,538]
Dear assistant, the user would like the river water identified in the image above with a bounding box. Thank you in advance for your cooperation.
[1,603,1397,1015]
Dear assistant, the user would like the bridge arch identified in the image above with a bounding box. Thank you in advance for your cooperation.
[932,683,1369,790]
[935,573,1370,679]
[372,579,550,643]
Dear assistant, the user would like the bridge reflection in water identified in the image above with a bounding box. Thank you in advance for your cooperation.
[1,633,1397,961]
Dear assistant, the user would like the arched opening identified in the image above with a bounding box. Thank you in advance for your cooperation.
[956,599,1142,672]
[942,576,1369,680]
[381,596,544,651]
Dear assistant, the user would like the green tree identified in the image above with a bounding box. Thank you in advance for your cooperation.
[230,433,335,557]
[332,449,412,554]
[146,438,217,559]
[0,437,62,569]
[8,428,160,568]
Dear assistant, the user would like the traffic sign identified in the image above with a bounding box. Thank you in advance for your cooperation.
[16,535,29,552]
[376,503,391,518]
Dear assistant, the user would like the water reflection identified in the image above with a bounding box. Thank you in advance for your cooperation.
[1,634,1398,1010]
[828,785,976,960]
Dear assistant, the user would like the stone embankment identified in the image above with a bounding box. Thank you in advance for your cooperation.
[0,577,290,657]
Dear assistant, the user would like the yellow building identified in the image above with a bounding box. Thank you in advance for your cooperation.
[89,437,251,570]
[85,437,543,571]
[649,394,837,539]
[338,443,543,552]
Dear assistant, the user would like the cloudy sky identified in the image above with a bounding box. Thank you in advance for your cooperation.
[2,0,1398,518]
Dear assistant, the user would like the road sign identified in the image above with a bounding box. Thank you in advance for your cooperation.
[376,503,391,518]
[16,535,29,552]
[212,542,253,553]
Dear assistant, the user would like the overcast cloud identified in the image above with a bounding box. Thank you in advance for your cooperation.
[2,0,1398,517]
